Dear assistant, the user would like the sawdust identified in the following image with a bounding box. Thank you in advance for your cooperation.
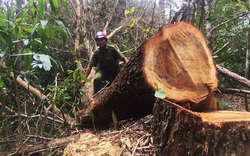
[63,133,129,156]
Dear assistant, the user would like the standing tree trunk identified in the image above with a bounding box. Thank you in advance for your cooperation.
[204,0,215,41]
[245,21,250,79]
[72,0,84,71]
[159,0,166,25]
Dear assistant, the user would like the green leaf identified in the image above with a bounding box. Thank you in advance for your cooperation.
[31,23,40,36]
[38,0,45,18]
[124,10,130,15]
[23,39,29,46]
[82,77,90,83]
[0,46,9,57]
[45,27,54,38]
[67,70,73,74]
[55,20,67,33]
[124,7,135,15]
[40,20,48,29]
[0,80,4,88]
[49,55,64,71]
[154,88,166,99]
[0,31,13,47]
[17,50,34,55]
[130,18,138,28]
[154,83,159,90]
[130,7,135,14]
[52,0,59,8]
[60,0,70,14]
[56,22,67,46]
[49,0,59,16]
[218,101,231,110]
[33,54,52,71]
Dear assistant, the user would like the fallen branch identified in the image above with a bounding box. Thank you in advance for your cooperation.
[14,134,80,155]
[216,65,250,88]
[217,88,250,95]
[9,72,75,125]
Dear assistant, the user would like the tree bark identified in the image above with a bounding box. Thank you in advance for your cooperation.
[245,21,250,79]
[159,0,165,24]
[77,42,156,124]
[77,22,218,124]
[151,99,250,155]
[217,65,250,88]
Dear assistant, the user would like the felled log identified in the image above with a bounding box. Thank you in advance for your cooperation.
[151,99,250,155]
[77,21,218,124]
[77,42,156,124]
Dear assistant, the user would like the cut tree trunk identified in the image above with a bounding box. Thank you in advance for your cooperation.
[151,99,250,155]
[77,21,218,124]
[77,42,156,124]
[76,21,250,155]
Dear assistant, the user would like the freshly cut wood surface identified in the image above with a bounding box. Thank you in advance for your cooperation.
[200,111,250,123]
[144,22,218,104]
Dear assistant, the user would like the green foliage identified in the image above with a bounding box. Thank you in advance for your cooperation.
[0,1,72,153]
[0,0,69,89]
[45,67,87,113]
[124,7,135,15]
[32,54,52,71]
[207,0,249,87]
[218,101,232,110]
[154,83,166,99]
[125,18,139,33]
[154,88,166,99]
[38,0,46,18]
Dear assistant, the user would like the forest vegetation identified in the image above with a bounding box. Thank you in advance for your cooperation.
[0,0,250,155]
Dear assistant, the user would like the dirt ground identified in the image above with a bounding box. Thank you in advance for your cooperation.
[216,93,249,112]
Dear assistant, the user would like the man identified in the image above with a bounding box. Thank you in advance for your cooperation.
[82,31,129,94]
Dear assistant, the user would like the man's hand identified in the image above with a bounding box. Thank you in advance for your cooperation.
[81,80,86,87]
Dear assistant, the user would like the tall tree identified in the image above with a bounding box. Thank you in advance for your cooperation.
[246,21,250,79]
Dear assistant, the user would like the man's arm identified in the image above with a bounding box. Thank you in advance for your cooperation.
[84,64,92,78]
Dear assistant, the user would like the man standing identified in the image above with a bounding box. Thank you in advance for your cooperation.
[82,31,129,94]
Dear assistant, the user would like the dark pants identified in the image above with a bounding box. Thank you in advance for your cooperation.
[93,69,118,94]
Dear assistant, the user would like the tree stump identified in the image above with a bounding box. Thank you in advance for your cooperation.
[151,99,250,155]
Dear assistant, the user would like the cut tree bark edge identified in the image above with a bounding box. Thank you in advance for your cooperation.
[151,99,250,155]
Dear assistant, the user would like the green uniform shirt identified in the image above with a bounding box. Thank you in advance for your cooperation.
[90,45,125,75]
